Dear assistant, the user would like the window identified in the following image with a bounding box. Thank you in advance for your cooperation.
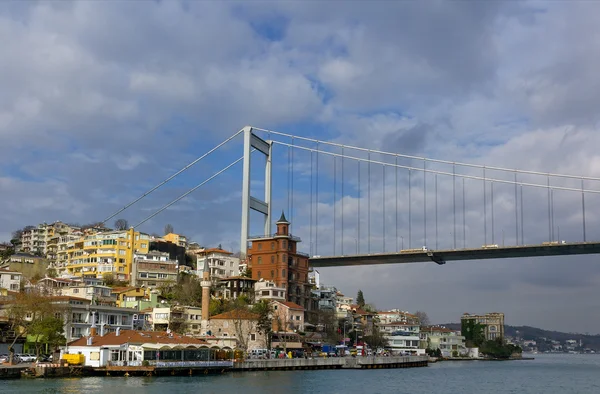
[10,284,18,290]
[10,275,18,280]
[119,250,126,255]
[250,333,256,341]
[257,257,262,264]
[271,256,275,264]
[258,243,262,250]
[282,240,287,249]
[282,269,286,278]
[141,243,147,248]
[270,270,274,278]
[73,289,79,294]
[257,271,262,278]
[271,242,275,250]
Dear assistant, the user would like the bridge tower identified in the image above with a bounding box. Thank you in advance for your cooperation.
[240,126,273,258]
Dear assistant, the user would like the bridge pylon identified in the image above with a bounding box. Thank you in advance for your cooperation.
[240,126,272,258]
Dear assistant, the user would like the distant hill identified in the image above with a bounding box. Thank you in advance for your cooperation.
[440,323,600,351]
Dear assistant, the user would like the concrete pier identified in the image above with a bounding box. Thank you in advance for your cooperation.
[233,355,428,371]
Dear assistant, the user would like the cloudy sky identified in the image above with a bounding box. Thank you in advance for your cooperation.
[3,1,600,333]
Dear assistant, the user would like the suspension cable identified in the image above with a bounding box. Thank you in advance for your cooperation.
[133,155,245,228]
[103,128,244,224]
[271,141,600,194]
[254,127,600,181]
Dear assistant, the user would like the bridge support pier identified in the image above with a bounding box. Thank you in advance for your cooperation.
[240,126,273,258]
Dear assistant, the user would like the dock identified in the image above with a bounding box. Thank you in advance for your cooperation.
[233,355,428,371]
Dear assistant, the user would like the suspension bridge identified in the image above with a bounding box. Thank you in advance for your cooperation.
[102,126,600,268]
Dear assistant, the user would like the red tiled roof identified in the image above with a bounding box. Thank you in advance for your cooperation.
[274,301,304,310]
[421,325,455,333]
[50,296,91,303]
[204,248,233,255]
[210,309,259,320]
[378,322,418,326]
[68,330,208,347]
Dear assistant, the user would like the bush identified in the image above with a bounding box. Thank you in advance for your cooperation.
[142,360,150,367]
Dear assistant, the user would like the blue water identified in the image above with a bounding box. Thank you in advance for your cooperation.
[4,354,600,393]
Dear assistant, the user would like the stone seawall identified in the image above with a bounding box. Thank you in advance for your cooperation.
[233,355,428,371]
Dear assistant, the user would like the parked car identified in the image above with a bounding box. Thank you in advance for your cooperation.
[17,354,36,363]
[0,354,8,363]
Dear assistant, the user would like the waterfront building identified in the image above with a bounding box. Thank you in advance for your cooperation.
[207,309,266,351]
[254,280,286,302]
[61,329,218,368]
[216,276,257,300]
[3,252,49,279]
[52,297,136,342]
[163,233,188,249]
[379,322,425,355]
[59,284,116,306]
[461,312,505,341]
[149,306,203,335]
[194,247,240,283]
[420,325,467,357]
[65,228,151,281]
[247,212,312,311]
[272,300,305,332]
[0,268,21,291]
[132,251,178,288]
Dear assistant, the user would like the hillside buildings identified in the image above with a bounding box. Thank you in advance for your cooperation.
[194,247,240,282]
[0,268,21,291]
[132,251,178,287]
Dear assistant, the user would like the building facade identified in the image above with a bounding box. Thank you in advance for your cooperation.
[379,322,424,355]
[247,212,312,311]
[461,312,505,341]
[132,251,178,288]
[195,248,240,282]
[65,229,151,281]
[420,326,467,357]
[163,233,188,248]
[0,268,21,291]
[254,280,286,302]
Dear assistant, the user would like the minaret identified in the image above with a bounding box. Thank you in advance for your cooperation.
[201,258,211,332]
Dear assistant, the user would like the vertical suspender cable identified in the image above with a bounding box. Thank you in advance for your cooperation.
[491,181,495,245]
[334,156,337,256]
[551,188,555,241]
[514,172,518,245]
[463,177,466,248]
[310,150,313,256]
[291,137,294,231]
[395,156,399,252]
[483,167,487,246]
[358,160,361,254]
[520,185,524,245]
[409,168,412,249]
[547,175,551,242]
[383,165,386,252]
[341,146,344,255]
[435,174,438,250]
[368,151,371,253]
[453,163,456,249]
[582,178,587,242]
[424,159,427,248]
[287,145,291,219]
[316,142,319,256]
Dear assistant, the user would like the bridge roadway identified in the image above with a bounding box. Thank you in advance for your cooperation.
[309,242,600,267]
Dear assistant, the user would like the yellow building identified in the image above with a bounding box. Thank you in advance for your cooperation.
[163,233,188,248]
[65,228,150,281]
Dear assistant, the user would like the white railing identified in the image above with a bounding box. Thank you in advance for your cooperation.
[154,361,233,368]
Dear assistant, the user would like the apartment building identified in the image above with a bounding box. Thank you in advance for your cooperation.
[132,251,178,288]
[163,233,188,248]
[461,312,505,341]
[247,212,312,311]
[0,268,21,291]
[254,280,286,302]
[217,276,257,300]
[3,253,49,278]
[420,326,467,357]
[272,300,305,332]
[149,306,203,335]
[377,310,420,325]
[53,296,136,342]
[65,229,151,281]
[195,248,239,282]
[379,321,425,355]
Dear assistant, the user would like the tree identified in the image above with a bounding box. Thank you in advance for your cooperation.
[30,315,65,357]
[356,290,365,307]
[46,268,58,278]
[164,224,174,235]
[102,273,116,287]
[6,290,63,364]
[363,324,389,350]
[114,218,129,231]
[461,319,486,347]
[252,300,273,350]
[414,311,431,326]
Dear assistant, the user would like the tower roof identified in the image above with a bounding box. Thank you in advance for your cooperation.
[276,210,290,224]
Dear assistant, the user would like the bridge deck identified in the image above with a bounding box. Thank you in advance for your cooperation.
[309,242,600,267]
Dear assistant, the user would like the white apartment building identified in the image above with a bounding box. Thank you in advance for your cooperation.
[55,297,136,342]
[254,280,286,302]
[420,326,467,357]
[149,306,203,335]
[379,322,425,355]
[0,268,22,291]
[195,248,239,282]
[377,310,420,325]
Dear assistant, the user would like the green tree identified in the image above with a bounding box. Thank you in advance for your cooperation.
[461,319,486,347]
[356,290,365,307]
[251,300,273,350]
[30,316,65,357]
